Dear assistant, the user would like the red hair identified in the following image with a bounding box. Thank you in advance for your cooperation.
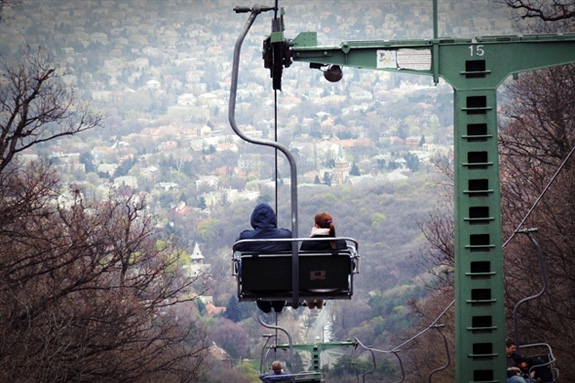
[314,212,336,249]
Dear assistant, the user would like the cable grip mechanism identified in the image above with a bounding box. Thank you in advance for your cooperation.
[262,7,292,90]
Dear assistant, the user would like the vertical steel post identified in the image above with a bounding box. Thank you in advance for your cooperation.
[230,5,300,309]
[452,87,506,383]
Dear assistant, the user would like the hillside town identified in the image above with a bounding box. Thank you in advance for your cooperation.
[2,0,515,227]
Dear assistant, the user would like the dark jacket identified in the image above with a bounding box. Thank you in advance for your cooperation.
[235,203,292,252]
[300,234,347,251]
[259,371,289,382]
[507,352,534,378]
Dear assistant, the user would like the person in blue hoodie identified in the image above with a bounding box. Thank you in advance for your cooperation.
[236,203,292,314]
[259,361,289,382]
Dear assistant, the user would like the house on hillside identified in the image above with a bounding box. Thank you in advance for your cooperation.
[199,296,226,317]
[202,189,239,208]
[155,182,179,191]
[97,163,118,177]
[207,342,233,370]
[113,176,138,190]
[172,201,190,216]
[196,175,219,189]
[405,136,423,147]
[205,302,226,316]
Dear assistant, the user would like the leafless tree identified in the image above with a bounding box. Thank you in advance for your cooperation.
[0,166,208,382]
[401,288,455,383]
[416,197,455,287]
[0,46,103,173]
[500,0,575,21]
[499,64,575,380]
[0,38,207,383]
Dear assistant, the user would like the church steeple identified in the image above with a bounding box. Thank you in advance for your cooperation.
[333,143,349,185]
[190,242,204,264]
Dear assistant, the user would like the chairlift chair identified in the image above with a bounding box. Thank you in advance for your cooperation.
[517,343,558,383]
[232,237,359,305]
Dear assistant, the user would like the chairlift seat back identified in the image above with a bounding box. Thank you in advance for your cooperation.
[233,239,359,302]
[530,354,555,383]
[260,372,324,382]
[517,343,557,383]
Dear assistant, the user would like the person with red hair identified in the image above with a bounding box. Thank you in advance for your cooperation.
[300,212,346,251]
[301,212,347,309]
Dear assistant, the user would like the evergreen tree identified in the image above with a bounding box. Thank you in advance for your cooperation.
[223,295,250,322]
[350,163,360,176]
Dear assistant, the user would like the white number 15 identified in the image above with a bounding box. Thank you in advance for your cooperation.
[469,45,485,57]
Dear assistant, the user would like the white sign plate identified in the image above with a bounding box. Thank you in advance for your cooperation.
[376,50,397,69]
[396,48,432,70]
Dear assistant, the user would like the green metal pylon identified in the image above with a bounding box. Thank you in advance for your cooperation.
[270,4,575,382]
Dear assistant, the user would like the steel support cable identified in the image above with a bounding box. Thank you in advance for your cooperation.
[354,337,406,383]
[229,4,300,308]
[260,334,275,374]
[502,142,575,248]
[273,0,279,215]
[349,343,361,383]
[390,299,454,352]
[274,88,279,215]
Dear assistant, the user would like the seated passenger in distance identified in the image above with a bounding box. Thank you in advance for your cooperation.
[259,361,289,382]
[506,339,538,383]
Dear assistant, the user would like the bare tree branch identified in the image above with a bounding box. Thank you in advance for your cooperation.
[0,47,103,173]
[501,0,575,21]
[0,168,207,383]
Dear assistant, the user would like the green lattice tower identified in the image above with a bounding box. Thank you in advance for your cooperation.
[281,29,575,383]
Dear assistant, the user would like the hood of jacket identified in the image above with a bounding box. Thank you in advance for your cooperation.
[250,203,277,229]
